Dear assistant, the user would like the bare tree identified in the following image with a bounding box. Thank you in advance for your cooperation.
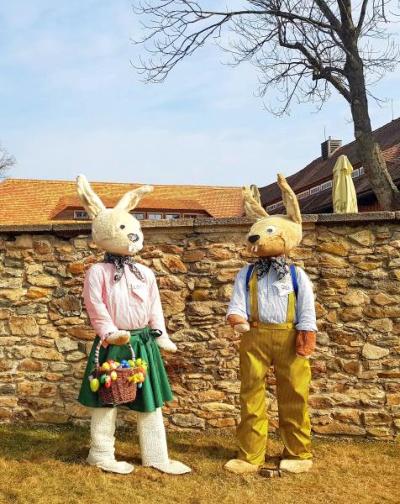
[0,143,15,179]
[134,0,400,210]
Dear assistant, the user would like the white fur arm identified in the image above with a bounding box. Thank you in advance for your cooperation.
[156,338,177,353]
[106,330,131,346]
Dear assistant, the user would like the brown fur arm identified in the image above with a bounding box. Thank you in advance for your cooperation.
[228,314,250,334]
[295,331,316,358]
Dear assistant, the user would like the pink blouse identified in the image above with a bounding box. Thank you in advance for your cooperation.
[83,262,168,347]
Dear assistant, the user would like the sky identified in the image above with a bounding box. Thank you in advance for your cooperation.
[1,1,399,188]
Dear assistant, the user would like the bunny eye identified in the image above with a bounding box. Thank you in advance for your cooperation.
[266,226,276,234]
[120,224,126,229]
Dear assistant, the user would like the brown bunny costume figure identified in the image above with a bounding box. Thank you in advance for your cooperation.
[225,174,317,475]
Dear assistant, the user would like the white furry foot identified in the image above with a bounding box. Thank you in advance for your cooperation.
[87,453,134,474]
[279,459,312,473]
[150,459,191,475]
[224,459,259,474]
[156,338,177,352]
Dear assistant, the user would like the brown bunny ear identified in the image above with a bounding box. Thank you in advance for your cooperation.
[277,174,302,224]
[242,185,269,222]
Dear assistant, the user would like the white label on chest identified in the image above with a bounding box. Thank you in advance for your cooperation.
[129,283,148,301]
[131,284,143,290]
[273,275,293,297]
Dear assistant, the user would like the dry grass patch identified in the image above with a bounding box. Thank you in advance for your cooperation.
[0,425,398,504]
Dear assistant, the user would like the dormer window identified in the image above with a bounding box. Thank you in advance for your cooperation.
[74,210,90,220]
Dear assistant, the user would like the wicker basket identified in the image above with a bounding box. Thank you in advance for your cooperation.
[94,341,140,406]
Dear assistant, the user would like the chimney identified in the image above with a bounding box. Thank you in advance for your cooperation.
[321,136,342,160]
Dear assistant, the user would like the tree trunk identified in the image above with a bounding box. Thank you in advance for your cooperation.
[346,56,400,210]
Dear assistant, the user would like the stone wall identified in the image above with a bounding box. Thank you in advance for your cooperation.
[0,214,399,440]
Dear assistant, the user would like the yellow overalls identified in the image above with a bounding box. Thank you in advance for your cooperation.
[237,268,312,465]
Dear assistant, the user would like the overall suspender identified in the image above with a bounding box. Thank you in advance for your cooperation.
[245,264,298,328]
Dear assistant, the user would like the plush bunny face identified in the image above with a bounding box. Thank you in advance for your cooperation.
[247,215,302,257]
[92,209,144,256]
[243,174,302,258]
[76,175,153,257]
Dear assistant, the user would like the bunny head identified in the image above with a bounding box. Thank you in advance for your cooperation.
[243,174,302,257]
[76,175,153,256]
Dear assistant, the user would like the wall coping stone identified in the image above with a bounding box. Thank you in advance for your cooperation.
[1,211,400,236]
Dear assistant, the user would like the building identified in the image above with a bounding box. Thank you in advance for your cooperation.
[260,116,400,214]
[0,179,243,226]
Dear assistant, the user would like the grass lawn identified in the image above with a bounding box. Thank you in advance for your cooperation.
[0,425,398,504]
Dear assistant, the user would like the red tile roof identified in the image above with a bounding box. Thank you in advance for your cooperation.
[0,179,243,225]
[260,117,400,212]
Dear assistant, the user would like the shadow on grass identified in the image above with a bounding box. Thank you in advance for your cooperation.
[0,424,237,467]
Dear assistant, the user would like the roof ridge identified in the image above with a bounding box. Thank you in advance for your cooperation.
[260,115,400,193]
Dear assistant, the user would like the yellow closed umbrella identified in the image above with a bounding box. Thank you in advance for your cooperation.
[332,155,358,213]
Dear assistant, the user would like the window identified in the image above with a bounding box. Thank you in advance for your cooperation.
[74,210,90,220]
[321,180,332,191]
[359,167,364,175]
[297,190,310,200]
[351,169,359,179]
[148,213,162,220]
[132,212,145,220]
[266,201,283,211]
[183,214,197,218]
[166,214,180,219]
[310,186,321,195]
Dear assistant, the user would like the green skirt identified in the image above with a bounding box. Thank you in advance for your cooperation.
[78,327,173,412]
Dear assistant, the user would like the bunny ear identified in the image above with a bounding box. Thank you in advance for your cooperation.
[242,185,269,222]
[115,185,154,212]
[76,175,106,219]
[277,173,302,224]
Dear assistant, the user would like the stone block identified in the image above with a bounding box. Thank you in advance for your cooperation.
[362,343,390,360]
[9,316,39,336]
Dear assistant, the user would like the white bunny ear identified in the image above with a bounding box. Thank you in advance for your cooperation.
[115,185,153,212]
[242,185,269,222]
[277,173,302,224]
[76,175,106,218]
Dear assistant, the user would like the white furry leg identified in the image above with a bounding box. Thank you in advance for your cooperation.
[137,408,191,475]
[87,407,134,474]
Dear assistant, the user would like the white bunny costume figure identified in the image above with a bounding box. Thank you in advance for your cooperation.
[77,175,191,475]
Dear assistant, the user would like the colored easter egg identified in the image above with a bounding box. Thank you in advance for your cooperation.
[88,375,94,382]
[105,380,111,389]
[121,359,127,365]
[136,358,142,366]
[128,360,135,367]
[114,362,120,367]
[107,359,114,364]
[110,371,117,381]
[117,365,124,370]
[101,363,110,371]
[90,379,99,392]
[100,374,107,384]
[138,383,142,389]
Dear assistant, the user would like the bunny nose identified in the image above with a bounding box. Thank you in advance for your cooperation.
[128,233,139,243]
[248,235,260,243]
